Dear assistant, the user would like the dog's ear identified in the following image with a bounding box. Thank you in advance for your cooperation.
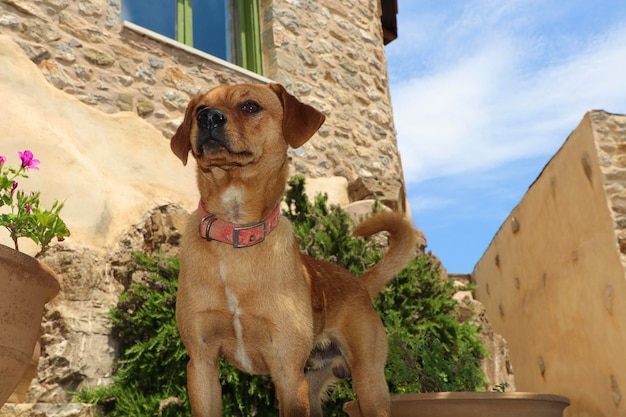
[171,94,202,165]
[269,83,326,149]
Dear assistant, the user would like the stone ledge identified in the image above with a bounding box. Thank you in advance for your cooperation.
[122,21,272,85]
[0,403,98,417]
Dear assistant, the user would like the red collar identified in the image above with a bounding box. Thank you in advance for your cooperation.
[197,200,281,248]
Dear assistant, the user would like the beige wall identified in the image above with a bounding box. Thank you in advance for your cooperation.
[473,111,626,417]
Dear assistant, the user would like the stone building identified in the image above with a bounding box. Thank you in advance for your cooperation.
[0,1,513,415]
[0,0,405,411]
[0,0,406,210]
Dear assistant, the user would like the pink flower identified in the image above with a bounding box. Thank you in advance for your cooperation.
[0,155,6,165]
[10,181,18,194]
[18,150,40,171]
[25,204,32,215]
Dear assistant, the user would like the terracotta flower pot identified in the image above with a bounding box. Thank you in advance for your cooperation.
[343,392,571,417]
[0,244,60,406]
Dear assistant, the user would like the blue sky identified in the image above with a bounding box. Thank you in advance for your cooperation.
[385,0,626,273]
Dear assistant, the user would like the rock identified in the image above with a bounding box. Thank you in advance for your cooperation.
[25,248,121,402]
[0,0,45,19]
[114,203,189,262]
[348,176,404,211]
[0,14,19,27]
[0,403,98,417]
[22,21,61,43]
[135,63,156,84]
[19,203,189,403]
[15,40,50,63]
[342,199,381,223]
[81,47,114,67]
[451,275,516,391]
[53,43,76,63]
[162,89,189,111]
[73,65,93,81]
[136,95,154,116]
[302,176,350,207]
[37,60,73,89]
[115,93,133,111]
[58,12,109,43]
[162,67,200,95]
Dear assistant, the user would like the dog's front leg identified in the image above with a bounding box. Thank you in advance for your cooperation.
[187,353,222,417]
[273,368,311,417]
[267,333,313,417]
[180,311,230,417]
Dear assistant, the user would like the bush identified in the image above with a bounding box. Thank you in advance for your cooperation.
[284,177,486,415]
[76,176,485,416]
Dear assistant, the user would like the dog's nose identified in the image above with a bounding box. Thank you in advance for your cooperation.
[197,108,227,130]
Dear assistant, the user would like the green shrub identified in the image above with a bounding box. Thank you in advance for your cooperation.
[76,176,485,416]
[285,176,486,415]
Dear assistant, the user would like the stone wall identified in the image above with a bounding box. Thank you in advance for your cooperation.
[593,112,626,275]
[0,0,268,141]
[27,203,189,404]
[473,111,626,417]
[260,0,406,208]
[0,0,405,209]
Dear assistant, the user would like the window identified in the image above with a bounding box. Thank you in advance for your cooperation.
[121,0,262,74]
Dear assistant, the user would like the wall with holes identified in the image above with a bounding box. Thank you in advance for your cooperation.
[473,110,626,417]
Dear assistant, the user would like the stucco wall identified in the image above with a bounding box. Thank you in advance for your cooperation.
[473,111,626,417]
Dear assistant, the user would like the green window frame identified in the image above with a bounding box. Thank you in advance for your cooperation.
[237,0,262,74]
[174,0,262,74]
[122,0,263,75]
[176,0,193,46]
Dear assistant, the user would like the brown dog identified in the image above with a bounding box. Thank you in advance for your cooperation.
[171,83,418,417]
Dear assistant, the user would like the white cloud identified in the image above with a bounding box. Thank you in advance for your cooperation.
[407,194,455,213]
[390,2,626,185]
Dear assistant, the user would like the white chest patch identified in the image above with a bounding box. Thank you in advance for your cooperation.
[221,185,244,219]
[219,262,254,373]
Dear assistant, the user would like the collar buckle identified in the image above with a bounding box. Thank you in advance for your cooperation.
[232,222,266,248]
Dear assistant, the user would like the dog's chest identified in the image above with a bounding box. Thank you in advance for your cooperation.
[218,262,256,373]
[214,254,313,376]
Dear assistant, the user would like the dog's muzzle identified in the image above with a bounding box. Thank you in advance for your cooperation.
[197,107,227,130]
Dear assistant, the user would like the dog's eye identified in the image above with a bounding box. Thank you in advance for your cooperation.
[240,100,261,114]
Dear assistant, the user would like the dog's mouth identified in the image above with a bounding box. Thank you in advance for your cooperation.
[197,131,231,152]
[195,131,253,156]
[193,130,255,169]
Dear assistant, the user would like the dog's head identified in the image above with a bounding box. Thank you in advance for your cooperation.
[171,83,326,168]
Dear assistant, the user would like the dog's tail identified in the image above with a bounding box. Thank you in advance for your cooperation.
[353,211,419,299]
